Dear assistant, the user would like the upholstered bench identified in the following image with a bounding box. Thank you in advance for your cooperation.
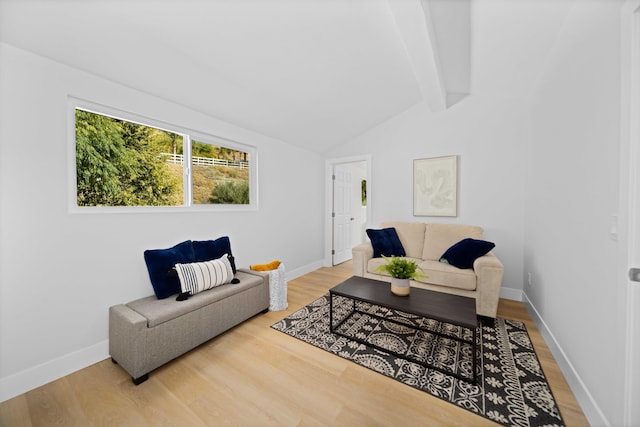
[109,268,269,384]
[109,236,270,384]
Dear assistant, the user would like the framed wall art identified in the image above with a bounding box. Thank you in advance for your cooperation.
[413,155,457,217]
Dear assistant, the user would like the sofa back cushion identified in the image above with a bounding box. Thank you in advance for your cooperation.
[380,222,426,259]
[422,223,484,261]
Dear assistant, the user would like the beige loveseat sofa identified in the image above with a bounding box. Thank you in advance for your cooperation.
[109,268,269,384]
[352,222,504,318]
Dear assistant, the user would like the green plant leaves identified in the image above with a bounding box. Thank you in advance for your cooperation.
[375,256,424,280]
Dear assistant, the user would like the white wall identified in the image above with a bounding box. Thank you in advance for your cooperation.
[522,1,626,425]
[0,43,325,401]
[325,95,526,298]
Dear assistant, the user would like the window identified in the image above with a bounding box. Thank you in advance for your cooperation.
[190,140,250,205]
[71,100,256,211]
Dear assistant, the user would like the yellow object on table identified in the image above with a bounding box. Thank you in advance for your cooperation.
[250,260,281,271]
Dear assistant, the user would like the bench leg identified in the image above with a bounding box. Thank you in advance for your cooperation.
[132,374,149,385]
[112,358,147,385]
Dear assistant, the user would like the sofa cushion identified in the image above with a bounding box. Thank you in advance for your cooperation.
[416,260,477,291]
[144,240,196,299]
[193,236,236,273]
[366,227,406,258]
[127,270,263,328]
[440,238,495,269]
[175,254,234,296]
[422,223,484,261]
[367,258,477,291]
[367,256,423,278]
[380,222,426,259]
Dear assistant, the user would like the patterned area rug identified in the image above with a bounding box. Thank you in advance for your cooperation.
[271,293,564,427]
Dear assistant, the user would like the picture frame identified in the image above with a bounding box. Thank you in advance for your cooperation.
[413,155,457,217]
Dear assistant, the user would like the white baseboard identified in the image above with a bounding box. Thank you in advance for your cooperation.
[0,339,109,403]
[522,291,608,427]
[500,286,522,301]
[285,260,325,281]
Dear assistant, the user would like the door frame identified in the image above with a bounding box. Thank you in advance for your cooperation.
[324,155,372,267]
[621,1,640,425]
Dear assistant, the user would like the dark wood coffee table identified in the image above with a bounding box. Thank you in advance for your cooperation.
[329,276,479,384]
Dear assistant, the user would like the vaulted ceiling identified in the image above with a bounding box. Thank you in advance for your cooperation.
[0,0,575,152]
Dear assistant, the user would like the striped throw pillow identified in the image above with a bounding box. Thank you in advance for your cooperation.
[175,254,234,295]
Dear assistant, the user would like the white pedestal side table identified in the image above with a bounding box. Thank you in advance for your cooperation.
[268,263,288,311]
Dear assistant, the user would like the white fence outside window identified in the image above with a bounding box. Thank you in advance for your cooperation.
[161,153,249,169]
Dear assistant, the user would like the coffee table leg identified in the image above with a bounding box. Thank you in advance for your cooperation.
[329,292,334,332]
[473,324,478,384]
[329,294,359,335]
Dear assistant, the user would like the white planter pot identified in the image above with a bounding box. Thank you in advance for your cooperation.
[390,277,410,296]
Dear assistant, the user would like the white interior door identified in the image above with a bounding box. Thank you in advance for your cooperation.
[626,148,640,426]
[325,155,371,268]
[332,165,353,265]
[623,3,640,425]
[626,279,640,426]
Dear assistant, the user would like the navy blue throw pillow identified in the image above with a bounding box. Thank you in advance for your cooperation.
[192,236,236,273]
[144,240,195,299]
[366,227,406,258]
[440,238,495,269]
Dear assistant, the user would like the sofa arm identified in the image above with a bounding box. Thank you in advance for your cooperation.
[473,253,504,318]
[352,243,374,277]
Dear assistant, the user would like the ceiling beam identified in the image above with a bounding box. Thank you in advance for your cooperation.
[387,0,471,110]
[386,0,447,112]
[425,0,471,107]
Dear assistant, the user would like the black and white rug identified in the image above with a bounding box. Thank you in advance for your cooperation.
[271,294,564,427]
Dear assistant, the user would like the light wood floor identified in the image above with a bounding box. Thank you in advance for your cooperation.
[0,262,589,426]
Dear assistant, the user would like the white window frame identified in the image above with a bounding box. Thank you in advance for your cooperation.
[68,97,258,213]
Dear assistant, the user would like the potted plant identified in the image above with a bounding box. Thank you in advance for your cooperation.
[375,256,425,296]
